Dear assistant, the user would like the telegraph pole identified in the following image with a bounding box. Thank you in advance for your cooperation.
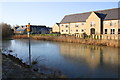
[27,23,31,66]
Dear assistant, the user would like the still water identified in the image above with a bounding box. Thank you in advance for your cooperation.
[2,39,119,78]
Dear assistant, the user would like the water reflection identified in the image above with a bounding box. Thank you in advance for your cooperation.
[59,43,118,69]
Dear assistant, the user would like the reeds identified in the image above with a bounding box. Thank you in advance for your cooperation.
[12,34,120,47]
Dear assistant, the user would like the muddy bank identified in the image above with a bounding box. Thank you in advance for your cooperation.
[2,53,65,79]
[12,35,120,47]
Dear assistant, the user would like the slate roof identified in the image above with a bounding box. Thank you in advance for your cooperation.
[56,23,60,26]
[60,8,119,23]
[29,25,46,28]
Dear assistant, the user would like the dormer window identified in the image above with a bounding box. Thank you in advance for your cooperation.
[82,23,84,25]
[75,24,79,27]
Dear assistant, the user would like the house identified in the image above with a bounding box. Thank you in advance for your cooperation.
[14,26,26,34]
[46,27,52,33]
[29,25,52,34]
[52,8,120,35]
[14,25,52,34]
[29,25,46,34]
[52,23,60,33]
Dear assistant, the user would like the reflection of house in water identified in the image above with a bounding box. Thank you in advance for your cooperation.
[59,43,118,69]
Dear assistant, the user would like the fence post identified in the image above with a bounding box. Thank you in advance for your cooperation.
[95,35,98,39]
[80,34,82,38]
[101,35,103,40]
[92,34,94,39]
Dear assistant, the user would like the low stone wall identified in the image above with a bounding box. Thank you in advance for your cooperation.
[13,35,120,47]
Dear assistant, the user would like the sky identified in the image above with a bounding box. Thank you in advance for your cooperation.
[0,2,119,27]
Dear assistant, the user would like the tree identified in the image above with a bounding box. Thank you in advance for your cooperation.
[82,32,88,39]
[0,23,13,38]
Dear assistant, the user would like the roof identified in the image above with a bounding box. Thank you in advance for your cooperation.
[60,8,119,23]
[56,23,60,26]
[16,28,26,31]
[29,25,46,28]
[16,26,26,31]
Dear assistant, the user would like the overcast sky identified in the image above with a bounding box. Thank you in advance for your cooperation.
[0,2,118,27]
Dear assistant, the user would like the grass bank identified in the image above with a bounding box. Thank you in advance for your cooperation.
[12,34,120,47]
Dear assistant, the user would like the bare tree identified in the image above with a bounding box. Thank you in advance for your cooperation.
[0,23,13,38]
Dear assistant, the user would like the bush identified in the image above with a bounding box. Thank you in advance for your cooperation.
[82,32,88,39]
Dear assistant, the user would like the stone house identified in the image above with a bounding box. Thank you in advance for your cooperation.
[52,23,60,33]
[52,8,120,35]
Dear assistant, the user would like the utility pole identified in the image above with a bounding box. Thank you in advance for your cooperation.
[27,23,31,66]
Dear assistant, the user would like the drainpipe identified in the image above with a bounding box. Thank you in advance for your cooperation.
[59,24,60,34]
[69,23,70,35]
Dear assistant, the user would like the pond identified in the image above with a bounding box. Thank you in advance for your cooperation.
[2,39,119,78]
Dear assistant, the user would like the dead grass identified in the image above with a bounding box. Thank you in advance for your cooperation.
[12,35,120,47]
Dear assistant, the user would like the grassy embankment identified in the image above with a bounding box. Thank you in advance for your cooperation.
[13,34,120,47]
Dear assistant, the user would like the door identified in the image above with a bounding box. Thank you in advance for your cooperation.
[91,28,95,34]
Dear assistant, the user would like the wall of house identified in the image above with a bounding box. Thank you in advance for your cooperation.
[52,24,59,33]
[60,22,86,34]
[103,20,119,34]
[60,23,69,34]
[70,22,85,34]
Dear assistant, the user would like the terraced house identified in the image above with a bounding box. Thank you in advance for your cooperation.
[53,8,120,36]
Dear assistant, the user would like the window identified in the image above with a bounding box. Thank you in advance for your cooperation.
[118,20,120,24]
[104,21,108,24]
[110,22,114,26]
[66,30,68,32]
[82,23,84,25]
[110,29,112,34]
[118,29,120,34]
[105,29,107,34]
[75,24,79,27]
[90,22,95,27]
[113,29,115,34]
[76,29,78,32]
[62,30,64,32]
[66,25,69,28]
[81,29,84,32]
[111,29,115,34]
